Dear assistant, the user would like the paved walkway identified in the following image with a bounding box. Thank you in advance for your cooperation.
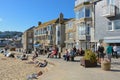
[37,55,120,80]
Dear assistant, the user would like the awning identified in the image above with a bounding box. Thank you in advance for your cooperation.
[104,36,120,43]
[34,44,41,47]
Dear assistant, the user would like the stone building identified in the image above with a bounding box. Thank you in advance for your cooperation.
[34,13,69,52]
[74,0,93,50]
[22,26,35,53]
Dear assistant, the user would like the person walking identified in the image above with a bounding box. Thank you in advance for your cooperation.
[98,44,105,62]
[63,49,70,61]
[106,44,113,62]
[113,44,118,59]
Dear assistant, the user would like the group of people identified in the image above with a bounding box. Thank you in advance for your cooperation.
[63,46,85,61]
[97,44,119,63]
[63,46,84,61]
[26,51,48,80]
[27,59,48,80]
[47,45,59,58]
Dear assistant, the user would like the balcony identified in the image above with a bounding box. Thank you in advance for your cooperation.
[102,5,115,17]
[75,0,91,7]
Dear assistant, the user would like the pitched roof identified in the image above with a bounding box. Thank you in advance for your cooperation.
[35,18,70,30]
[25,26,35,32]
[64,18,75,23]
[36,19,58,29]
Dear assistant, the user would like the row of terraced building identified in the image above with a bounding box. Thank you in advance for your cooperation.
[22,0,120,53]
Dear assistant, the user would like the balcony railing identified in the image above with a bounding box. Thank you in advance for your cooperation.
[102,5,115,17]
[75,0,91,7]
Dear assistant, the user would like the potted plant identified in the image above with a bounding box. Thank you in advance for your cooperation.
[80,49,97,67]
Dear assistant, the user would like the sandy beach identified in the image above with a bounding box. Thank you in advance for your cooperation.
[0,53,48,80]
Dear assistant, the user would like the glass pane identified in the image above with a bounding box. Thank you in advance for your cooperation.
[108,22,112,30]
[107,0,115,5]
[78,24,86,35]
[85,8,90,17]
[114,20,120,30]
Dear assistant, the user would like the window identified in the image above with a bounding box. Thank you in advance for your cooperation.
[34,30,37,35]
[48,35,52,40]
[75,11,79,19]
[75,7,91,19]
[68,33,73,39]
[47,25,52,31]
[86,26,90,35]
[75,7,84,19]
[57,31,60,37]
[28,45,32,49]
[107,0,115,5]
[108,20,120,31]
[108,22,113,31]
[57,41,60,44]
[68,22,73,29]
[28,38,32,43]
[85,8,91,17]
[78,23,86,35]
[114,20,120,30]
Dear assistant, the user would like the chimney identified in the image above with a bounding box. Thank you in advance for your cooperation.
[38,21,42,26]
[59,13,64,24]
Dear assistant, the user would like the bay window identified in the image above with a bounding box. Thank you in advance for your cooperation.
[75,6,91,19]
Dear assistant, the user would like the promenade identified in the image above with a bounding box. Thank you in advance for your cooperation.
[0,52,120,80]
[39,55,120,80]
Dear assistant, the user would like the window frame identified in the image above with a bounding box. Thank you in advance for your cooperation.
[107,20,120,31]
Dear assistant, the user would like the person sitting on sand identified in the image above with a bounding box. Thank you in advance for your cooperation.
[32,51,38,61]
[27,71,43,80]
[36,60,48,67]
[6,52,15,58]
[17,53,28,60]
[20,54,28,60]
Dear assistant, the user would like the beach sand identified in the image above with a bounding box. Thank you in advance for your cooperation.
[0,53,45,80]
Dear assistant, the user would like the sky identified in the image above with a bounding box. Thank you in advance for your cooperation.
[0,0,75,32]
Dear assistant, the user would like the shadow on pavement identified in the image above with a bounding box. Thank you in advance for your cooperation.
[110,69,120,72]
[111,62,120,65]
[73,60,80,62]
